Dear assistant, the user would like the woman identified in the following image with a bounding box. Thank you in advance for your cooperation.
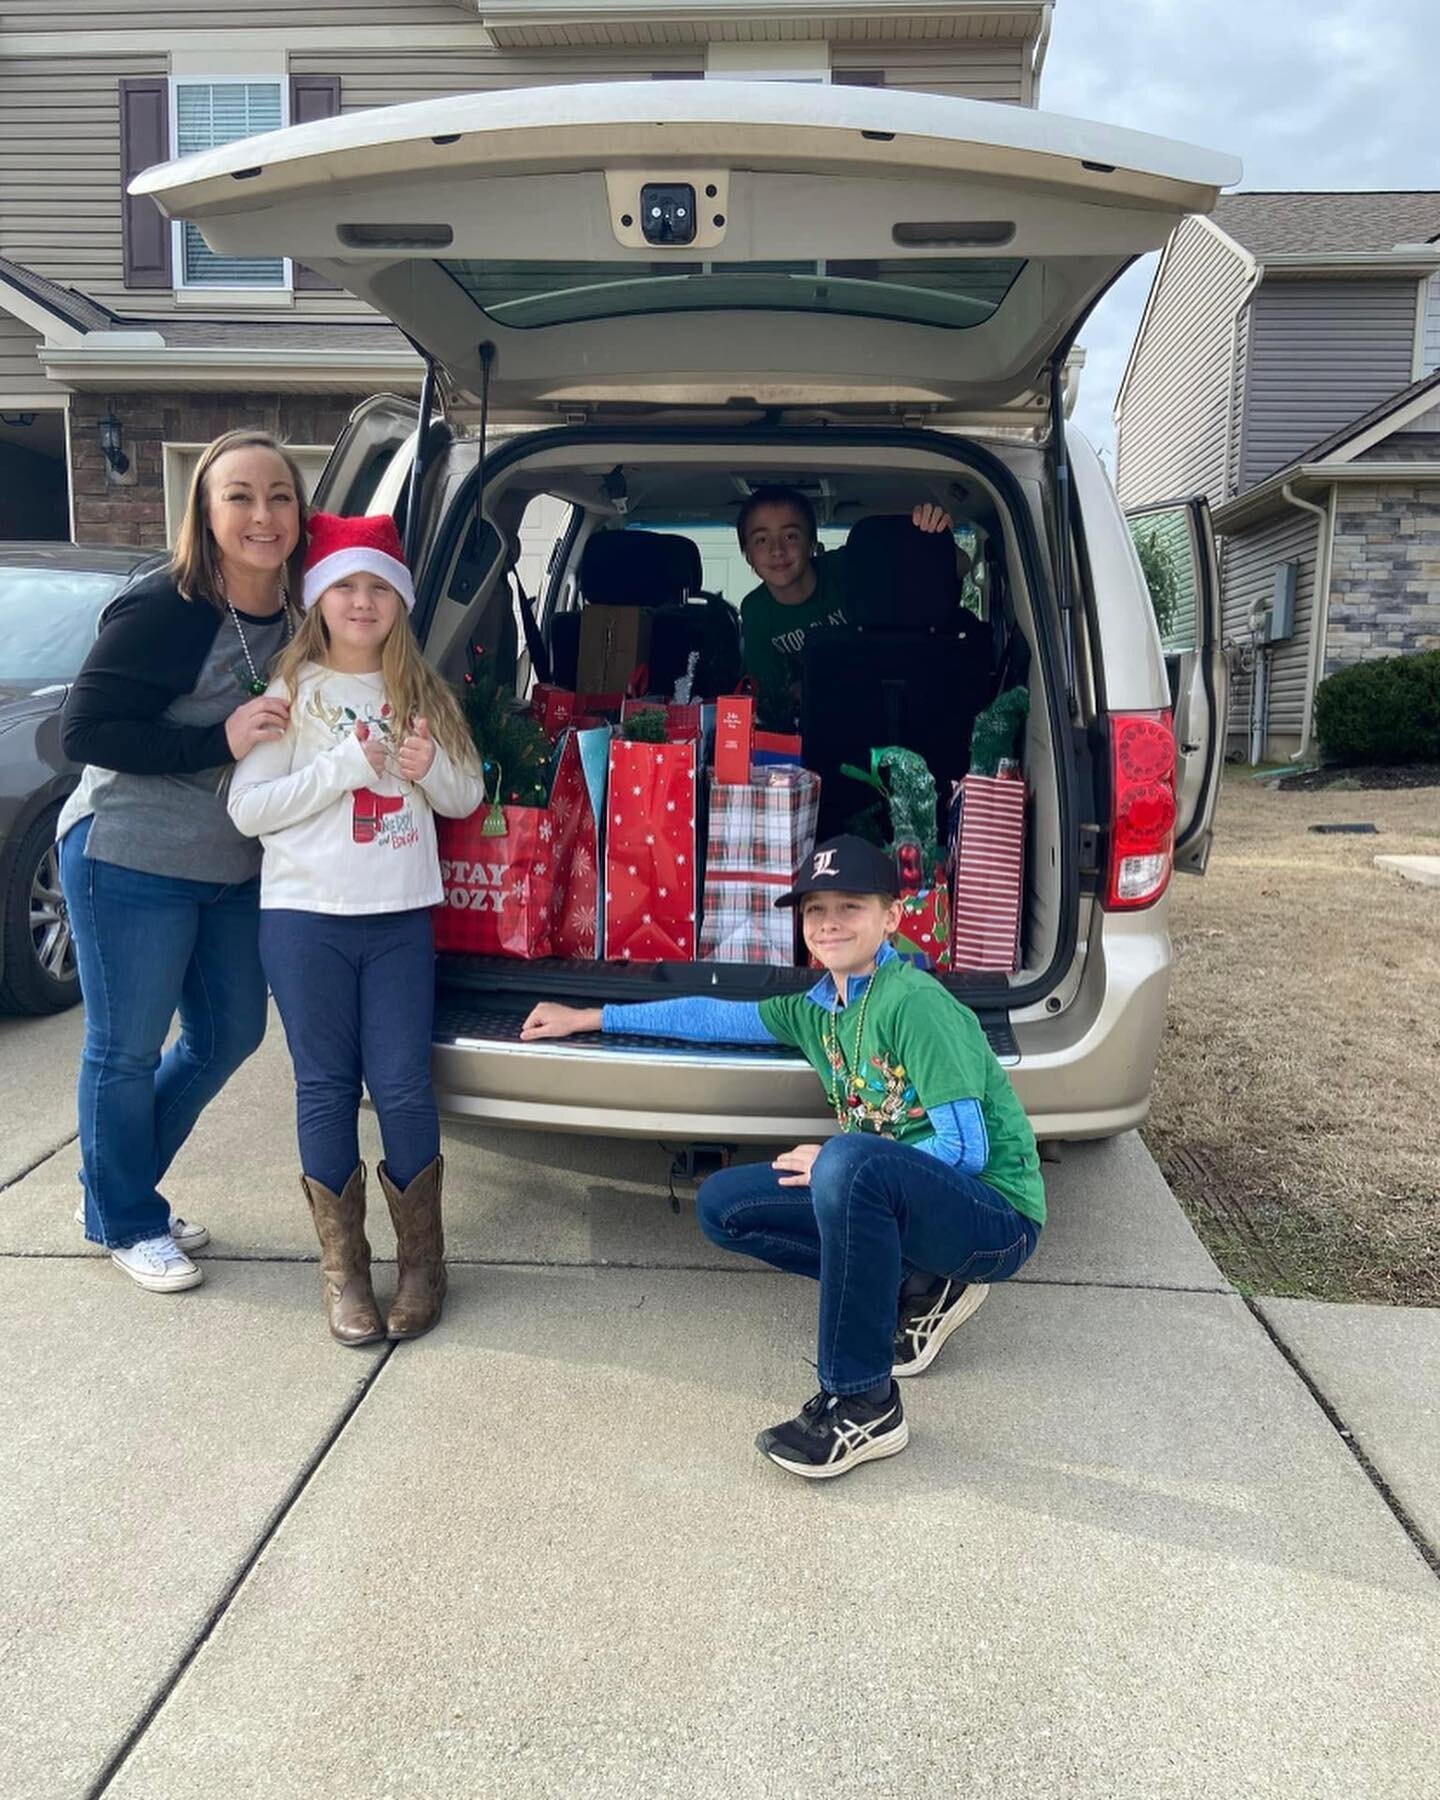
[58,429,307,1292]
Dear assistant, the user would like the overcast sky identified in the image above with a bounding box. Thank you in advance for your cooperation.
[1040,0,1435,465]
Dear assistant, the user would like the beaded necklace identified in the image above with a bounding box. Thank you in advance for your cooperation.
[821,960,886,1132]
[222,581,293,697]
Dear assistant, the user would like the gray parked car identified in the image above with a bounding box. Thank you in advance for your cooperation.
[0,543,158,1014]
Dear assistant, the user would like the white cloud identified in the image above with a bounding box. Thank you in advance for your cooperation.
[1042,0,1435,462]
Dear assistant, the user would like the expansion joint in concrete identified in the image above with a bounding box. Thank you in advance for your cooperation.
[82,1337,400,1798]
[0,1130,79,1197]
[1245,1298,1440,1582]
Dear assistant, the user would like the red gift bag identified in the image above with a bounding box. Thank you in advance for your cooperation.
[434,801,556,959]
[619,698,706,742]
[549,726,606,958]
[435,728,606,960]
[529,684,576,739]
[951,773,1026,973]
[892,879,952,970]
[604,738,698,962]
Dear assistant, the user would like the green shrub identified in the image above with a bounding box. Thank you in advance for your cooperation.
[1314,650,1440,764]
[1133,527,1180,639]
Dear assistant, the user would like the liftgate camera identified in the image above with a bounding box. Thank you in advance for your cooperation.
[639,182,697,247]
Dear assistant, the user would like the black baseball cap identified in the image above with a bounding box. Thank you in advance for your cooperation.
[775,834,900,908]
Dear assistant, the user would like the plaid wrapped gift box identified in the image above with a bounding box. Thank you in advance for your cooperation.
[699,766,821,965]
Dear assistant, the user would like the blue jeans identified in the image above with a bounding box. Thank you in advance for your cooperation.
[59,816,269,1249]
[697,1133,1040,1395]
[259,908,439,1196]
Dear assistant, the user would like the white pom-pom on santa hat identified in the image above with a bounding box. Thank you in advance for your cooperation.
[302,512,415,612]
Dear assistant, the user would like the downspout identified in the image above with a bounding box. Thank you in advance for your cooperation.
[1220,261,1263,506]
[1280,481,1336,762]
[1030,5,1054,99]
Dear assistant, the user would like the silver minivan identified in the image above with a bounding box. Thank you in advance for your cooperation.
[139,80,1236,1144]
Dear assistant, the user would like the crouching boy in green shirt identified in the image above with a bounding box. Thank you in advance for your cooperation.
[522,835,1045,1482]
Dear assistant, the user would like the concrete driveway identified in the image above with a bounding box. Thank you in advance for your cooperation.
[1,1006,1436,1800]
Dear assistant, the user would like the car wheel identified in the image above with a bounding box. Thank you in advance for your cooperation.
[0,807,80,1016]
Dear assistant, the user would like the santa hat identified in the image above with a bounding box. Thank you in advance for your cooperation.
[302,512,415,612]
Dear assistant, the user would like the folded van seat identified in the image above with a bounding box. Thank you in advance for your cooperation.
[800,514,996,839]
[551,529,740,696]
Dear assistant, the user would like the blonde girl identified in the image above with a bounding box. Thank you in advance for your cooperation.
[228,513,484,1344]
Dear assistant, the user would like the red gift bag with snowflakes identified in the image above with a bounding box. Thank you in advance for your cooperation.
[603,738,698,962]
[548,725,607,958]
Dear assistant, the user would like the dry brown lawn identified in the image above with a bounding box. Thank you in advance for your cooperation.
[1144,770,1440,1303]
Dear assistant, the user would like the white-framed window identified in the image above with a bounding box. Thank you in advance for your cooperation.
[163,442,331,543]
[170,79,290,290]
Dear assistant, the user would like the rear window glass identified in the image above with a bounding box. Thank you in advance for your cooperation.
[439,257,1025,330]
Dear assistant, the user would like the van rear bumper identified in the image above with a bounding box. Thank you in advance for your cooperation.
[432,909,1170,1142]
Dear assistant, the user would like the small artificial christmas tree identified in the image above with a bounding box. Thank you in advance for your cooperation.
[461,643,553,809]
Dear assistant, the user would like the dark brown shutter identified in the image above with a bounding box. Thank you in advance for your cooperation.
[120,77,172,289]
[833,69,886,87]
[289,75,342,290]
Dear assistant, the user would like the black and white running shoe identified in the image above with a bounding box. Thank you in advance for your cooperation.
[755,1385,908,1480]
[892,1279,990,1378]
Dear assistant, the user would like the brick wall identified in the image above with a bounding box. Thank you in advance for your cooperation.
[69,391,363,547]
[1324,481,1440,674]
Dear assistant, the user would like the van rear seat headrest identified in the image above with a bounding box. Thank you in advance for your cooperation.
[842,513,963,632]
[580,529,703,608]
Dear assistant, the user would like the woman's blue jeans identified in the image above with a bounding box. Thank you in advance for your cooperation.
[258,907,439,1196]
[697,1133,1040,1395]
[59,816,269,1248]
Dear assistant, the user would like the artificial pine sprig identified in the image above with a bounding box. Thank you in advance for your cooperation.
[461,642,552,808]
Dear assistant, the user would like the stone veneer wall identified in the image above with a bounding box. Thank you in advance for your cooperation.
[69,391,364,548]
[1325,481,1440,674]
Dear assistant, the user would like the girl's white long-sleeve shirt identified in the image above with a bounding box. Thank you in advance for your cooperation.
[228,664,485,915]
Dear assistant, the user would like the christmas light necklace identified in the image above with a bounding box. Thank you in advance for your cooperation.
[822,961,886,1132]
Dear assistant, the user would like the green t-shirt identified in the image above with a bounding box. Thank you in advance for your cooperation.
[758,956,1045,1225]
[739,548,851,692]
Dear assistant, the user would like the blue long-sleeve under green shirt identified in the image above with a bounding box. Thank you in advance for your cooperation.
[600,942,1045,1223]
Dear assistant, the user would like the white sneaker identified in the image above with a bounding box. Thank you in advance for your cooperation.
[76,1203,210,1252]
[111,1235,204,1293]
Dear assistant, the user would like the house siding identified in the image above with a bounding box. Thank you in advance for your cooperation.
[1238,278,1420,488]
[0,2,466,24]
[0,312,51,401]
[0,54,167,302]
[2,27,1025,319]
[830,41,1025,101]
[1325,481,1440,673]
[287,40,1027,105]
[1217,509,1321,755]
[1114,216,1252,511]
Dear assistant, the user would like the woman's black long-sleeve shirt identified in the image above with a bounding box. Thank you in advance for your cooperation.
[59,571,289,884]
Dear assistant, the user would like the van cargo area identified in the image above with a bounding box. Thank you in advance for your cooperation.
[411,428,1084,1127]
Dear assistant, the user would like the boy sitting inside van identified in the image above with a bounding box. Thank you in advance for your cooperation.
[521,834,1045,1481]
[737,487,955,693]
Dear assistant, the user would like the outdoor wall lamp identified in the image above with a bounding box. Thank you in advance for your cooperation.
[98,414,130,475]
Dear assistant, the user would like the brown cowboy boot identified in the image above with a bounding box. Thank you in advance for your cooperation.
[301,1167,385,1347]
[379,1155,447,1340]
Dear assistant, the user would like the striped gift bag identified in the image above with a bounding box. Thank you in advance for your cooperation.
[699,767,821,965]
[951,772,1027,973]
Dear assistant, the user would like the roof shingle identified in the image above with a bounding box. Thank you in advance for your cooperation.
[1210,191,1440,258]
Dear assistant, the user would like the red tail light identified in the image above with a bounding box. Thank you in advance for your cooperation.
[1105,711,1176,909]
